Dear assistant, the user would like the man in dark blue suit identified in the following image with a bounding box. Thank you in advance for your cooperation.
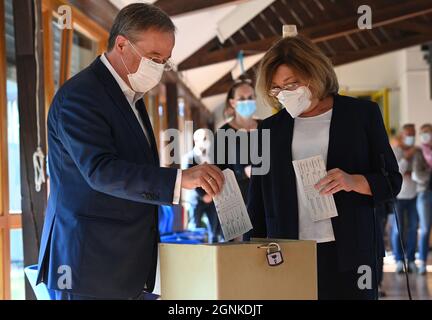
[37,3,224,300]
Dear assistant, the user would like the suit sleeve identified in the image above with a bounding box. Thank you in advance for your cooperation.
[363,103,402,205]
[56,91,178,206]
[244,124,267,241]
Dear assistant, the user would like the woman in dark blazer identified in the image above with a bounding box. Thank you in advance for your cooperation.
[247,32,402,300]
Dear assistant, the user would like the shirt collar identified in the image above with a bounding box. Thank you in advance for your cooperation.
[100,53,144,106]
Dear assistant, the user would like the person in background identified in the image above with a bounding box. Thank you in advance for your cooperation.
[182,129,222,242]
[392,124,419,274]
[413,124,432,275]
[247,33,402,300]
[216,78,261,201]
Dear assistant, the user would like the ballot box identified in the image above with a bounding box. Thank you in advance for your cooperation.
[159,240,317,300]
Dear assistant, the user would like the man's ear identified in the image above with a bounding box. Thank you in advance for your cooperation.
[115,35,128,53]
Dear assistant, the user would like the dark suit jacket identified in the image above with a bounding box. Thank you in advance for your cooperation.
[37,57,178,298]
[246,94,402,271]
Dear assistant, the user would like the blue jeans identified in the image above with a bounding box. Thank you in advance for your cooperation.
[391,198,418,262]
[417,191,432,262]
[53,290,159,300]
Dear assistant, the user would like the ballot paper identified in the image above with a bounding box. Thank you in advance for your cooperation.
[213,169,253,241]
[292,155,338,222]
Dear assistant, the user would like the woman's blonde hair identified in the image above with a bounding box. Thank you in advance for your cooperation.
[256,34,339,110]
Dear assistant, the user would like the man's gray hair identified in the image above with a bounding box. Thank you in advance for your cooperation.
[108,3,175,51]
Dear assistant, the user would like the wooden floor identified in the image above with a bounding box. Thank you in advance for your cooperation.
[381,258,432,300]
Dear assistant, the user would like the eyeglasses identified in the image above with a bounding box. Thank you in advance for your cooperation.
[147,57,176,72]
[268,82,303,97]
[128,40,176,72]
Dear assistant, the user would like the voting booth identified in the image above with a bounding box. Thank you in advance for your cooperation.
[159,240,317,300]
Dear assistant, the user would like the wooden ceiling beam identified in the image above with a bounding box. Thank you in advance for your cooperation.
[154,0,243,17]
[201,32,432,98]
[330,33,432,66]
[386,20,432,36]
[179,0,432,71]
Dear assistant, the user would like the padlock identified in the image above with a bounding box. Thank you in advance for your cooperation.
[265,243,284,267]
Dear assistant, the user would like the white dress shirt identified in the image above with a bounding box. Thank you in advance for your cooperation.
[292,109,335,243]
[100,54,182,204]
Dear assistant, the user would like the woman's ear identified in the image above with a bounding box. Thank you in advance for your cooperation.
[229,98,237,109]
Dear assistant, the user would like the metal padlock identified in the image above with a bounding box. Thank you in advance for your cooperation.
[265,243,284,267]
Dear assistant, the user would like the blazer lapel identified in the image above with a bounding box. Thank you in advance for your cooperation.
[90,57,155,163]
[278,110,299,238]
[326,94,343,171]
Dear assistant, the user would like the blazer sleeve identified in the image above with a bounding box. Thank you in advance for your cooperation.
[244,123,267,241]
[56,91,178,206]
[363,103,402,205]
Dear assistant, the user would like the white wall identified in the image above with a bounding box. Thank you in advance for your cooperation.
[334,50,403,131]
[335,45,432,132]
[399,46,432,129]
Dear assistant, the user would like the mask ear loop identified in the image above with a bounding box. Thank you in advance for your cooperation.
[121,40,144,75]
[120,55,132,75]
[128,40,144,58]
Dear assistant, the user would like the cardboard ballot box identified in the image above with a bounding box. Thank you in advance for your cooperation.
[159,240,317,300]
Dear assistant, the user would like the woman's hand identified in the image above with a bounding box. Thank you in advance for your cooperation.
[315,168,372,196]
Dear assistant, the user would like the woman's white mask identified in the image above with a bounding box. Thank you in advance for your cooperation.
[121,41,165,93]
[277,86,312,118]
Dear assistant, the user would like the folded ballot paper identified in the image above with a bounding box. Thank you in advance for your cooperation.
[213,169,253,241]
[292,155,338,222]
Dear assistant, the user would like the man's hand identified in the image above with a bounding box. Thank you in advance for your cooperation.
[182,164,225,197]
[202,194,213,204]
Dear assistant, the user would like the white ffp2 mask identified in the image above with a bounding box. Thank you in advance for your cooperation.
[122,41,165,93]
[277,86,312,118]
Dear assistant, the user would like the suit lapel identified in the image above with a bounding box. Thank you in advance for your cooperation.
[90,57,156,163]
[136,99,160,164]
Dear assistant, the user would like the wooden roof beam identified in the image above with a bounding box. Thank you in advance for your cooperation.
[154,0,243,17]
[201,31,432,98]
[179,0,432,71]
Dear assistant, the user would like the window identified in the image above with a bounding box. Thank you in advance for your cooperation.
[9,229,23,300]
[43,0,108,109]
[52,16,62,91]
[70,29,97,77]
[1,0,109,300]
[1,0,24,300]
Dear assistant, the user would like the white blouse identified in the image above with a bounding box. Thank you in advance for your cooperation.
[292,109,335,243]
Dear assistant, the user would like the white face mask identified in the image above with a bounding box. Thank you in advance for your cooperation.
[121,41,165,93]
[277,86,312,118]
[420,133,432,145]
[404,136,415,147]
